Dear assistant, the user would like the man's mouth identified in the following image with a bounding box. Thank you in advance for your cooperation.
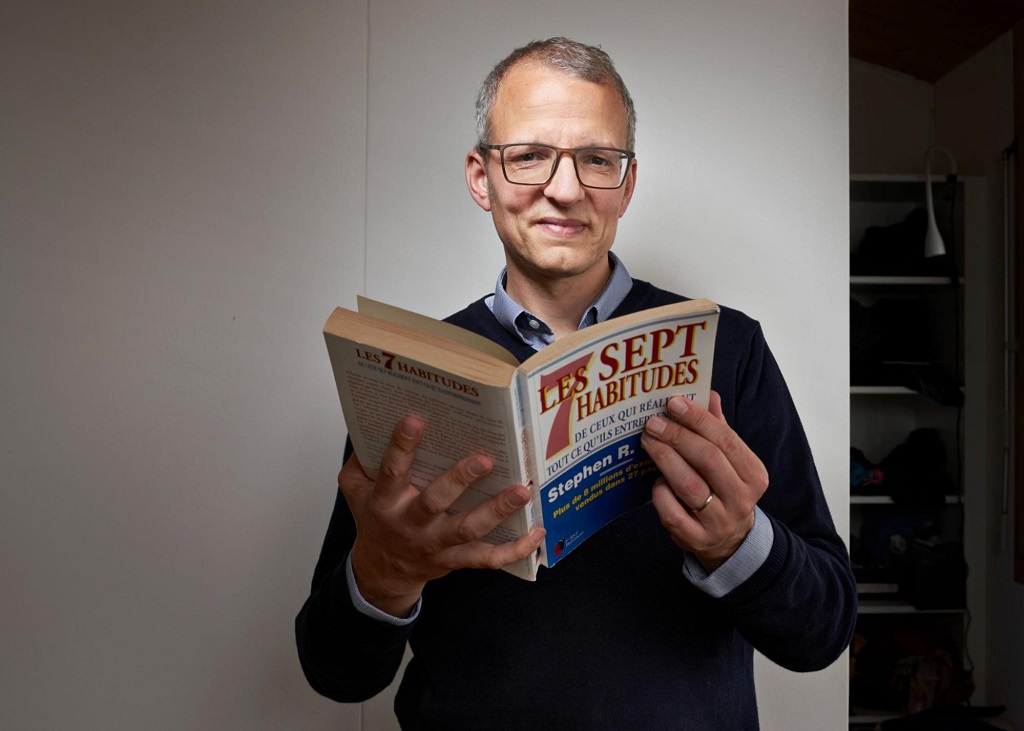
[537,218,585,237]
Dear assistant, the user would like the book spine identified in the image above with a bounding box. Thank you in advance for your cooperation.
[514,370,545,570]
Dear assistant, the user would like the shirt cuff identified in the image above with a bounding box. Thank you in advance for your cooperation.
[681,505,774,598]
[345,552,422,626]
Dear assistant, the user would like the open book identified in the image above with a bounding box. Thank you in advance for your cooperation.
[324,296,720,580]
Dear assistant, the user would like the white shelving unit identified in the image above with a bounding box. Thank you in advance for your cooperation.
[848,176,990,727]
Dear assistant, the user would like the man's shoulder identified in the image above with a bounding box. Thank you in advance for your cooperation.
[443,294,535,362]
[624,279,762,340]
[443,295,492,329]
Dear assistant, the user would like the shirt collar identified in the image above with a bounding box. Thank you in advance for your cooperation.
[486,253,633,350]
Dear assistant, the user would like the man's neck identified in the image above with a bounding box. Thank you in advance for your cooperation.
[504,259,612,339]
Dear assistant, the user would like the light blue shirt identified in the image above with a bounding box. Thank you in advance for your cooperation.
[486,252,635,349]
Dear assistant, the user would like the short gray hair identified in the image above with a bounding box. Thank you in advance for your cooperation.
[475,37,636,151]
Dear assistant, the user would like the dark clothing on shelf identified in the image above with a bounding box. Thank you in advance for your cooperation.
[295,279,857,730]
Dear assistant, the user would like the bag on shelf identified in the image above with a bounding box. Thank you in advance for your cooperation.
[899,538,967,611]
[882,428,955,510]
[851,206,957,277]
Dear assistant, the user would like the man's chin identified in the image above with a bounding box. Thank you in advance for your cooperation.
[522,254,608,282]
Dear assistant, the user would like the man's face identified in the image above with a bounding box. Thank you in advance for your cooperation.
[466,62,636,285]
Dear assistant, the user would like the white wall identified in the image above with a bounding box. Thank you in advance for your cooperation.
[0,1,851,729]
[1,1,366,729]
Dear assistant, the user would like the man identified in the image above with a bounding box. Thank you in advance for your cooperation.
[296,37,856,729]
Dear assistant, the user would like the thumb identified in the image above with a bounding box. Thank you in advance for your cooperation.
[708,390,726,422]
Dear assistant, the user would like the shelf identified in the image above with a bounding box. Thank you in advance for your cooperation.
[851,275,962,286]
[849,708,900,725]
[850,385,964,398]
[850,385,917,395]
[857,581,899,594]
[850,709,1015,730]
[858,599,965,615]
[851,494,962,505]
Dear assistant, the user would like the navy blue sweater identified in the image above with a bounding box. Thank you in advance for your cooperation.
[296,280,856,730]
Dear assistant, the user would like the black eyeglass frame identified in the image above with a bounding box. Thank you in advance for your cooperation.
[479,143,636,190]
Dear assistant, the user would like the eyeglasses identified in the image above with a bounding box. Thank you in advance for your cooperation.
[480,143,635,189]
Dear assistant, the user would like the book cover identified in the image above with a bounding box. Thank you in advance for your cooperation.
[518,304,718,568]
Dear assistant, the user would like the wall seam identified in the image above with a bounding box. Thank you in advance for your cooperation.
[362,0,371,299]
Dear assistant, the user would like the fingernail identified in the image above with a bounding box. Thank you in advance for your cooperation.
[668,397,689,417]
[646,415,667,436]
[400,419,420,438]
[508,489,528,508]
[468,457,488,477]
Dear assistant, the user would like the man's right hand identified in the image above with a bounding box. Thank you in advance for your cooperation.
[340,415,546,618]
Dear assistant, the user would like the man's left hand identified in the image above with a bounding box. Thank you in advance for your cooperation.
[641,391,768,572]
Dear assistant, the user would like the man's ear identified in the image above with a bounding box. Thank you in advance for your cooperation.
[617,158,637,218]
[466,149,493,212]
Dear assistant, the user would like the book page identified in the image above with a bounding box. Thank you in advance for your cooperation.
[357,296,519,366]
[326,335,530,546]
[325,307,516,388]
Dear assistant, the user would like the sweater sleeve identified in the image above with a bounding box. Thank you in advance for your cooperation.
[294,445,414,702]
[712,320,857,672]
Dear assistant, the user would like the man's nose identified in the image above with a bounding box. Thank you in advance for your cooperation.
[543,153,585,204]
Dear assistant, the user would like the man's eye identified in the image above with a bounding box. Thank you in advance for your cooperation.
[583,153,615,167]
[506,146,553,166]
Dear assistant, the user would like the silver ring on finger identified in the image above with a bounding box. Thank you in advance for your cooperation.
[691,490,714,513]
